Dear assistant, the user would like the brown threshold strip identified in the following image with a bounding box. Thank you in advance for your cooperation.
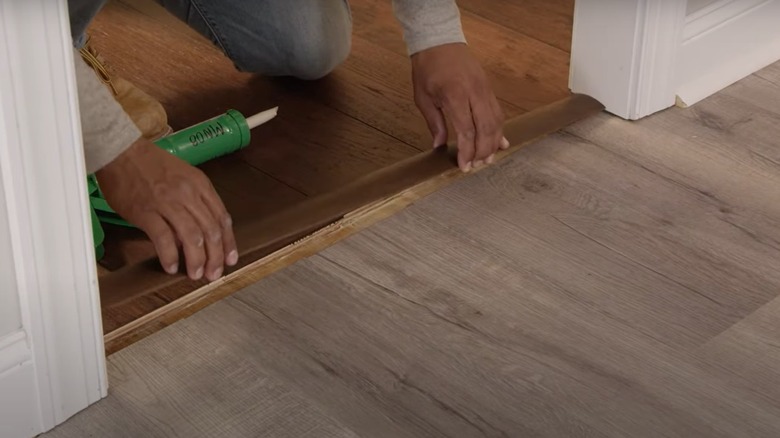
[101,93,604,354]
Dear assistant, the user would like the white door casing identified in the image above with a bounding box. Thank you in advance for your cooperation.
[569,0,688,120]
[676,0,780,106]
[0,1,108,437]
[570,0,780,119]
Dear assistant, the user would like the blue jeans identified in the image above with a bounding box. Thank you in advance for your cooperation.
[68,0,352,79]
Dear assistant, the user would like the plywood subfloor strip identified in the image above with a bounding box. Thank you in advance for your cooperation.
[102,94,604,354]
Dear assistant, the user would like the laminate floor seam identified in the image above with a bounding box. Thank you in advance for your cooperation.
[753,71,780,88]
[325,196,689,353]
[296,40,528,154]
[559,129,729,208]
[458,8,572,55]
[234,161,310,197]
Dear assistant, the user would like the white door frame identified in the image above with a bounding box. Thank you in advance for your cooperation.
[1,0,780,435]
[570,0,780,120]
[0,1,107,437]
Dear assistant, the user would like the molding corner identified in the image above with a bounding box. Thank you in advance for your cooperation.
[570,0,687,120]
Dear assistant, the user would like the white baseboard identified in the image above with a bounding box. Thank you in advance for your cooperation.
[0,363,41,438]
[676,0,780,106]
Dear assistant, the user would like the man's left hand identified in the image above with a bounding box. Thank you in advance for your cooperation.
[411,43,509,172]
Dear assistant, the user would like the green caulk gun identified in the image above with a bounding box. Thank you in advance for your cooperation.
[88,106,279,260]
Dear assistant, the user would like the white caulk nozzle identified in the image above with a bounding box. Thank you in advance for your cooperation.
[245,106,279,129]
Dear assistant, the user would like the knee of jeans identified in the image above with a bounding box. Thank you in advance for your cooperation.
[237,28,351,80]
[285,31,351,80]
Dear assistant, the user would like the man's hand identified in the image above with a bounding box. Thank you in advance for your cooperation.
[96,137,238,281]
[411,43,509,172]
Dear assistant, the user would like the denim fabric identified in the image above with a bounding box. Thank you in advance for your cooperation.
[68,0,108,48]
[68,0,352,79]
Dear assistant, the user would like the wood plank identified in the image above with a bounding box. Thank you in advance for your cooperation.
[218,254,777,437]
[102,170,465,354]
[697,295,780,406]
[44,310,361,438]
[755,61,780,87]
[90,0,575,343]
[457,0,575,52]
[279,34,523,149]
[55,117,780,435]
[47,61,780,437]
[717,71,780,119]
[274,36,432,149]
[359,132,780,348]
[101,94,604,352]
[89,1,422,195]
[98,156,306,272]
[208,101,780,436]
[349,0,572,112]
[566,100,780,227]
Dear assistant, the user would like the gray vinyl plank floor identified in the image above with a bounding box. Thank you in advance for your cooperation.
[43,62,780,437]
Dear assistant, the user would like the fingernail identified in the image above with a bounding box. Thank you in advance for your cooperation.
[210,267,223,281]
[463,162,472,173]
[227,250,238,266]
[197,236,204,248]
[500,137,510,149]
[486,154,496,164]
[474,160,484,169]
[193,266,204,280]
[166,264,178,274]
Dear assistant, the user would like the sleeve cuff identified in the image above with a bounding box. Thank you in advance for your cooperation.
[392,0,467,56]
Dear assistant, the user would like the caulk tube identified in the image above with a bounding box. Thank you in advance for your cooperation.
[154,109,249,166]
[154,107,277,166]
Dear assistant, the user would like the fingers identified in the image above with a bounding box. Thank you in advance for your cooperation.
[134,212,180,275]
[160,203,207,281]
[159,176,235,282]
[470,93,504,167]
[493,98,510,151]
[200,181,238,269]
[415,93,449,148]
[440,88,506,172]
[95,139,237,282]
[161,188,234,282]
[440,91,477,172]
[183,200,225,283]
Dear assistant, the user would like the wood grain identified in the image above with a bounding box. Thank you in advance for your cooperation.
[88,0,574,342]
[44,61,780,438]
[457,0,575,52]
[44,312,362,438]
[349,0,571,113]
[755,61,780,87]
[90,1,422,195]
[99,156,306,270]
[100,94,604,348]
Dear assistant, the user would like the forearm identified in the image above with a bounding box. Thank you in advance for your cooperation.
[73,47,141,173]
[392,0,466,55]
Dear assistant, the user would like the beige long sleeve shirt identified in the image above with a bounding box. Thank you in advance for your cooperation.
[76,1,466,173]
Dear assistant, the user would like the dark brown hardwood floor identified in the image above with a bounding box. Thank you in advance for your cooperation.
[89,0,573,336]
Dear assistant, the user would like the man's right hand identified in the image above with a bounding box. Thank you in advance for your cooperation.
[96,137,238,281]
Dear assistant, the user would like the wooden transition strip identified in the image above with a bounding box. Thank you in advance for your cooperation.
[101,93,604,354]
